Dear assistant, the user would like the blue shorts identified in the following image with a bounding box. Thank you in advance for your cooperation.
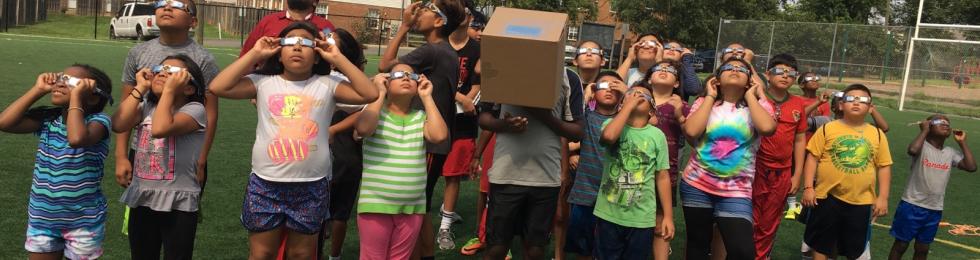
[564,204,597,255]
[679,181,753,222]
[593,217,653,259]
[890,200,942,244]
[241,173,330,234]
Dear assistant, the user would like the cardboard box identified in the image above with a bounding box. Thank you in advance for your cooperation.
[480,7,568,109]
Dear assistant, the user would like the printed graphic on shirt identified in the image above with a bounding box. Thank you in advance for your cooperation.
[267,94,319,163]
[698,116,754,178]
[134,123,176,180]
[830,135,873,174]
[602,137,651,206]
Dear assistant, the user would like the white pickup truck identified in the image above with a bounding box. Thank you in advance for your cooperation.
[109,3,158,40]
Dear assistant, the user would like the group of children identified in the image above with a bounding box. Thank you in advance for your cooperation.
[1,0,978,260]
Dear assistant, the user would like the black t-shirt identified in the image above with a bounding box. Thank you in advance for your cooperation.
[453,39,481,139]
[399,41,460,154]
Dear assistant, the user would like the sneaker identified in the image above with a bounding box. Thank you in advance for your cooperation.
[785,202,803,220]
[460,237,483,255]
[437,229,456,250]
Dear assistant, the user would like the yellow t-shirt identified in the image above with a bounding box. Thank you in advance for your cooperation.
[807,121,893,205]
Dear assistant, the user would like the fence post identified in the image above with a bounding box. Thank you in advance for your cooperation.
[92,0,98,39]
[765,20,775,67]
[714,18,723,70]
[882,30,892,84]
[838,26,849,82]
[239,6,244,48]
[827,23,839,80]
[377,17,382,56]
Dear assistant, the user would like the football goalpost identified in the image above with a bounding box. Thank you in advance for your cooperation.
[898,0,980,111]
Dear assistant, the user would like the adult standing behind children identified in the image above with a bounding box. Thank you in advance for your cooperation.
[116,0,219,199]
[377,1,465,259]
[239,0,335,57]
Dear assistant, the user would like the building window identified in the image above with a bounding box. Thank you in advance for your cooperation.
[568,26,579,42]
[316,4,328,16]
[367,8,381,29]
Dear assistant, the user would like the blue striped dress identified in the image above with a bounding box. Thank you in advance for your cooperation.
[28,113,110,230]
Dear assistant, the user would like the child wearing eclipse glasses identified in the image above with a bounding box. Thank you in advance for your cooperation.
[112,54,208,259]
[888,114,976,260]
[0,65,113,260]
[354,63,449,260]
[802,84,894,260]
[208,21,378,260]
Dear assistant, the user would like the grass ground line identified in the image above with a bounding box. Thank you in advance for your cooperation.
[871,222,980,253]
[0,33,244,53]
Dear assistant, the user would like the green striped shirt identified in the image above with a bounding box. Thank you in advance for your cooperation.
[358,109,428,214]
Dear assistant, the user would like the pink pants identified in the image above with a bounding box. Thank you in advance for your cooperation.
[357,213,424,260]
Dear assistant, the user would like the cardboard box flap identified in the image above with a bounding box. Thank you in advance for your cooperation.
[484,7,567,42]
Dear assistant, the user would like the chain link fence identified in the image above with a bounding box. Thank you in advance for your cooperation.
[1,0,49,31]
[717,19,980,117]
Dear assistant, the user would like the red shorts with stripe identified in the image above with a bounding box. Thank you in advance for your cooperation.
[443,138,476,177]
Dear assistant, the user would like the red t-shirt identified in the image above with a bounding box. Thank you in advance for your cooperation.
[757,95,808,169]
[802,97,831,141]
[239,11,336,57]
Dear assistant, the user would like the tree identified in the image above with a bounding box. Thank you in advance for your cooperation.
[611,0,780,49]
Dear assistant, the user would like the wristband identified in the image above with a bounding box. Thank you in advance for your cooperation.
[67,107,85,113]
[131,89,144,101]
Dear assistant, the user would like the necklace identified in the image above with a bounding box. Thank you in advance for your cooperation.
[765,89,789,120]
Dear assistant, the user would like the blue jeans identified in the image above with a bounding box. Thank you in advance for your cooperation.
[593,218,653,260]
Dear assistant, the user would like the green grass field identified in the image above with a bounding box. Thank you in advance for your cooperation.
[1,33,980,259]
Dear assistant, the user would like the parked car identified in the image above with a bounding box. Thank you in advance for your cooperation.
[110,3,158,40]
[564,44,576,65]
[694,49,716,73]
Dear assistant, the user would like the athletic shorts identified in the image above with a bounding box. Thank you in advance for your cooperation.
[486,184,559,247]
[803,195,872,259]
[890,200,942,244]
[443,138,476,177]
[564,204,597,255]
[25,222,104,259]
[241,173,329,234]
[680,180,752,222]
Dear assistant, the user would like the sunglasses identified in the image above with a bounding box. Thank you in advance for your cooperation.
[768,67,799,77]
[280,37,316,48]
[843,95,872,104]
[723,47,745,54]
[424,2,448,21]
[55,73,114,104]
[390,71,420,82]
[626,89,654,104]
[803,76,822,82]
[152,64,188,74]
[930,119,950,126]
[469,21,485,29]
[154,0,193,14]
[577,47,602,55]
[638,40,660,49]
[833,91,845,98]
[719,64,750,74]
[653,64,678,76]
[663,43,683,52]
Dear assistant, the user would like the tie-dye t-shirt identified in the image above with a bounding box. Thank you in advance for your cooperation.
[682,97,774,198]
[249,74,339,182]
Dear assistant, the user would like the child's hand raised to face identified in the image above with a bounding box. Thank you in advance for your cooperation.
[69,78,97,98]
[418,75,433,98]
[954,129,966,142]
[919,120,931,133]
[135,68,154,90]
[251,36,282,59]
[34,72,58,93]
[705,77,719,98]
[315,36,345,64]
[163,70,191,93]
[402,2,422,28]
